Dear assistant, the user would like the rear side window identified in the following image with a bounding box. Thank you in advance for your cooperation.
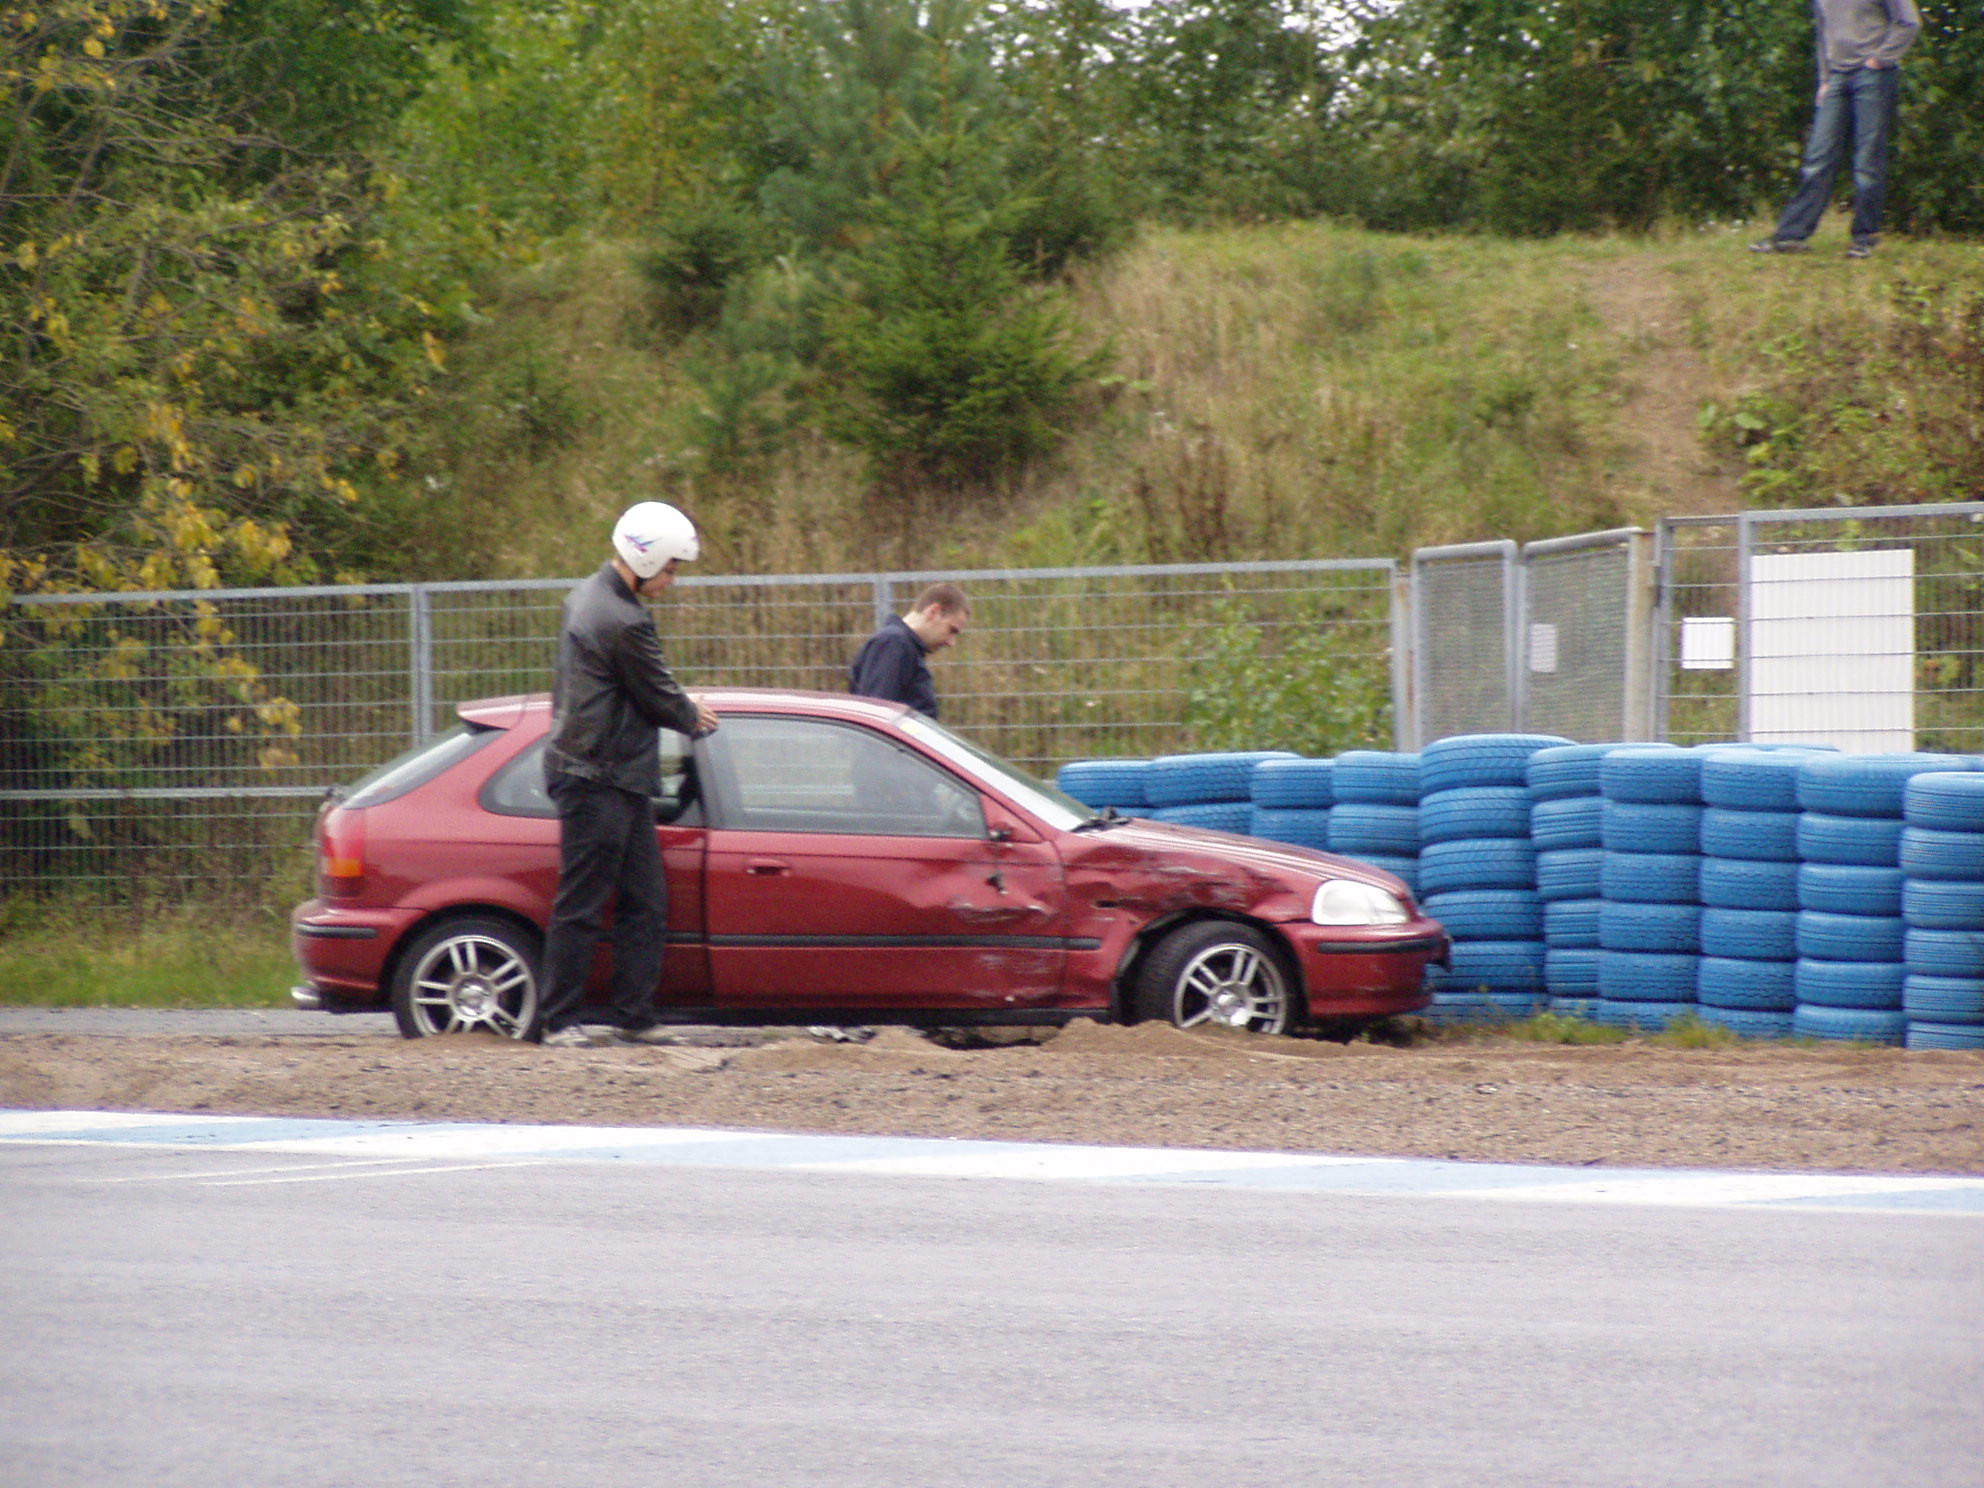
[341,724,497,810]
[481,734,702,824]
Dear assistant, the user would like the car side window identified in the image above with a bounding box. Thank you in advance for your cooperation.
[481,733,703,825]
[706,715,987,839]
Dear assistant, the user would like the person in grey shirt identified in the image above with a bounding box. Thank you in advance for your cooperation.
[1752,0,1921,259]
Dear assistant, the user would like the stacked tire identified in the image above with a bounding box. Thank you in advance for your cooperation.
[1528,744,1616,1018]
[1327,751,1423,893]
[1597,746,1702,1033]
[1144,751,1297,832]
[1694,748,1821,1040]
[1417,733,1571,1022]
[1901,767,1984,1051]
[1056,758,1151,815]
[1248,758,1334,851]
[1791,755,1968,1045]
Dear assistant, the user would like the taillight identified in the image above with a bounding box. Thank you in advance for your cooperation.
[318,806,366,898]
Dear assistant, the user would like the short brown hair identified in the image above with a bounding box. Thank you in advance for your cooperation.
[913,582,969,616]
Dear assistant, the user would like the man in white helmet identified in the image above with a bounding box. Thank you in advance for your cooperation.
[538,502,721,1047]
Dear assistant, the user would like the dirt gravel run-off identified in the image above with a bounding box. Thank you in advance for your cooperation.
[4,1022,1983,1175]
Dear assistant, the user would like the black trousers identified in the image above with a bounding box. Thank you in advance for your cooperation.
[539,772,667,1033]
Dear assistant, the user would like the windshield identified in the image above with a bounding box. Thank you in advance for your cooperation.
[896,715,1094,831]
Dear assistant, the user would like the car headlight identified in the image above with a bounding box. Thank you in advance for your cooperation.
[1311,879,1409,926]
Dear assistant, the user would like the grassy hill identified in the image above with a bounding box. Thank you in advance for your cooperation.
[415,217,1984,584]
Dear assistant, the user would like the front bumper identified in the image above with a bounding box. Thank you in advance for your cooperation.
[1283,920,1448,1018]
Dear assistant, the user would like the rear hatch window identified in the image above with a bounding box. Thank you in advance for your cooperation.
[339,724,498,809]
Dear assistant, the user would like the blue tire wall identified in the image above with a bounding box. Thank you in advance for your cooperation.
[1798,864,1906,916]
[1601,802,1704,854]
[1537,849,1605,902]
[1531,795,1603,850]
[1797,754,1979,818]
[1149,802,1254,832]
[1699,808,1801,862]
[1419,787,1533,844]
[1418,839,1537,894]
[1797,813,1905,867]
[1698,1005,1796,1038]
[1600,746,1702,805]
[1795,911,1907,962]
[1598,950,1699,1002]
[1697,956,1797,1011]
[1699,857,1802,911]
[1699,908,1798,960]
[1327,803,1420,856]
[1595,999,1697,1032]
[1794,957,1907,1010]
[1527,743,1625,801]
[1420,733,1573,793]
[1331,751,1422,805]
[1248,806,1331,850]
[1903,770,1984,831]
[1902,975,1984,1023]
[1905,1021,1984,1049]
[1793,1004,1907,1044]
[1600,852,1700,905]
[1421,889,1544,942]
[1250,758,1336,808]
[1699,748,1822,810]
[1145,751,1299,807]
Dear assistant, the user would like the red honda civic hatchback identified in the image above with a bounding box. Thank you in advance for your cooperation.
[292,691,1444,1040]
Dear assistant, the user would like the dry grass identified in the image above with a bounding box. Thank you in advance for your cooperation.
[425,219,1984,583]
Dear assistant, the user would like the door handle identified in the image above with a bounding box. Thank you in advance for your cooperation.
[745,858,791,876]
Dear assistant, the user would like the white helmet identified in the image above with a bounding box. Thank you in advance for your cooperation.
[611,501,699,578]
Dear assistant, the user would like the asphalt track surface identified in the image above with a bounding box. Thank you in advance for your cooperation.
[4,1109,1982,1487]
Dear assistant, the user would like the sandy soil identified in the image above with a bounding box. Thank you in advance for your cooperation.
[4,1022,1982,1175]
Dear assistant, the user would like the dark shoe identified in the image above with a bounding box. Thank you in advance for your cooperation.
[806,1025,876,1043]
[614,1024,678,1046]
[1750,238,1808,254]
[1847,240,1875,259]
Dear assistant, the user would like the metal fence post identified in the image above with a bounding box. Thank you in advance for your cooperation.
[1623,529,1659,741]
[1389,565,1414,750]
[871,576,894,634]
[1736,512,1756,744]
[411,585,435,745]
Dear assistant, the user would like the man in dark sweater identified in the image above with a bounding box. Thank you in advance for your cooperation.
[538,501,720,1048]
[1752,0,1922,259]
[847,583,969,720]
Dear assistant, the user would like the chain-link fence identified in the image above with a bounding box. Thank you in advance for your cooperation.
[1,559,1399,900]
[1659,503,1984,753]
[1409,540,1518,744]
[1408,531,1656,746]
[6,501,1976,904]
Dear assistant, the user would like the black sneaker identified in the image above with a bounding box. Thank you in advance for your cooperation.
[614,1024,678,1046]
[1750,238,1808,254]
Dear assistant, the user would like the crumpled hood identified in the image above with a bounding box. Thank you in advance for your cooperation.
[1057,816,1417,921]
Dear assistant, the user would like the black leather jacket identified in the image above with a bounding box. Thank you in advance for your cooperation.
[544,563,701,796]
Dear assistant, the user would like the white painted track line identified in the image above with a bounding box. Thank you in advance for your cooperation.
[3,1108,1981,1214]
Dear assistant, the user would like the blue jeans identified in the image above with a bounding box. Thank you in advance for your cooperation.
[1774,65,1901,245]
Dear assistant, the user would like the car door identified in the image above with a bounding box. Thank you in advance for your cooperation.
[699,713,1068,1011]
[478,730,710,1005]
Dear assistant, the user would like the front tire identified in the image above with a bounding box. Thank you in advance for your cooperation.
[1133,921,1295,1036]
[390,915,541,1040]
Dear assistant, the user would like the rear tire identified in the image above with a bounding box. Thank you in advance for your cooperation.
[390,915,541,1040]
[1133,921,1294,1036]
